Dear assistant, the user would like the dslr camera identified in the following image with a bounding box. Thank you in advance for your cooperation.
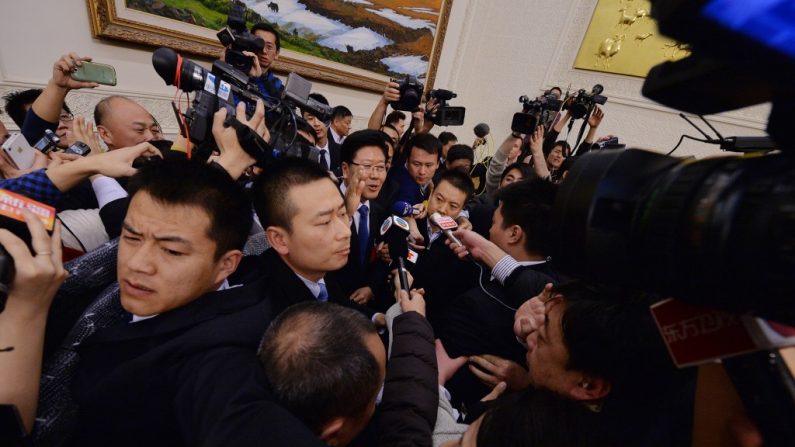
[562,84,607,119]
[217,0,265,74]
[511,91,564,134]
[390,76,424,112]
[425,88,465,126]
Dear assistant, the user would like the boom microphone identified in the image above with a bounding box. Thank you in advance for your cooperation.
[473,122,490,138]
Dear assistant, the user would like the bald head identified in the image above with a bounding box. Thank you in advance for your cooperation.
[95,95,157,150]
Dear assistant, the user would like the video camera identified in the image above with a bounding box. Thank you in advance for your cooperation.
[425,88,465,126]
[511,91,563,134]
[216,0,265,74]
[152,47,330,165]
[562,84,607,119]
[390,76,424,112]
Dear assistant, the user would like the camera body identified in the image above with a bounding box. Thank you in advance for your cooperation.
[217,0,265,74]
[33,129,60,154]
[64,141,92,157]
[425,88,465,126]
[563,84,607,119]
[390,76,424,112]
[511,93,564,134]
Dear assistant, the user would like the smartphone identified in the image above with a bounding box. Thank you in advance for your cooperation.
[72,61,117,86]
[64,141,91,157]
[1,133,37,170]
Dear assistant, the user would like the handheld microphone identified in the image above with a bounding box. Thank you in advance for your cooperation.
[380,215,411,291]
[391,201,420,217]
[473,122,490,138]
[430,212,463,247]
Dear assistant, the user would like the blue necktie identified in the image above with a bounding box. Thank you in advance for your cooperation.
[318,282,328,302]
[358,204,369,266]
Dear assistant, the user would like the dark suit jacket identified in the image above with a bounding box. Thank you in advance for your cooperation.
[409,218,478,328]
[236,249,377,318]
[374,177,400,212]
[329,200,392,311]
[436,262,557,410]
[69,275,324,447]
[326,128,342,175]
[387,164,428,207]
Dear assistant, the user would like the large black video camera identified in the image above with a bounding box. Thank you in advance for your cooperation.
[217,0,265,74]
[562,84,607,119]
[152,47,330,165]
[511,92,563,134]
[390,76,424,112]
[425,88,465,126]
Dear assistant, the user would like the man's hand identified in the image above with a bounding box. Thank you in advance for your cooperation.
[481,382,508,402]
[390,268,415,296]
[51,53,99,91]
[47,152,81,169]
[529,125,544,154]
[0,210,67,319]
[436,339,468,386]
[92,142,162,178]
[413,202,427,220]
[396,288,426,316]
[376,242,392,264]
[381,81,401,104]
[0,150,48,179]
[588,106,605,128]
[243,50,263,78]
[350,286,374,305]
[468,354,531,390]
[72,116,104,156]
[210,101,263,179]
[513,283,555,347]
[344,164,366,218]
[445,229,506,268]
[456,216,473,232]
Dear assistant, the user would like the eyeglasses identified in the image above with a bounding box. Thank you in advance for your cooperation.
[262,43,278,54]
[350,162,387,174]
[59,112,74,122]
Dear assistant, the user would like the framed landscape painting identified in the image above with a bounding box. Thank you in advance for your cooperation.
[87,0,454,92]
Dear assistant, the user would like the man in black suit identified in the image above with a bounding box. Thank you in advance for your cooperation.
[331,130,392,310]
[435,179,559,411]
[248,157,383,323]
[67,159,323,446]
[408,169,478,325]
[303,93,341,174]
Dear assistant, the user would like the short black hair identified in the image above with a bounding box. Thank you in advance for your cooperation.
[251,157,332,232]
[406,133,441,159]
[340,129,389,164]
[438,131,458,145]
[550,86,563,94]
[251,22,281,51]
[478,388,608,447]
[437,169,475,200]
[499,162,533,183]
[259,302,380,431]
[385,110,406,126]
[308,93,329,106]
[445,144,474,165]
[555,282,680,414]
[331,105,352,121]
[126,158,253,259]
[495,179,556,256]
[2,89,57,128]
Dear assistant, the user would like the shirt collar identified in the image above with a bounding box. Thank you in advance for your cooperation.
[295,273,326,300]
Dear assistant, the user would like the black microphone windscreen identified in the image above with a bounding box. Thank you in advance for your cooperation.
[474,123,490,138]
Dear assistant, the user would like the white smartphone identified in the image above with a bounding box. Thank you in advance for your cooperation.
[1,133,37,170]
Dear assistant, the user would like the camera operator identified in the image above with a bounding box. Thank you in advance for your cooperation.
[0,212,67,438]
[540,105,605,157]
[221,22,284,103]
[301,93,341,173]
[367,81,434,138]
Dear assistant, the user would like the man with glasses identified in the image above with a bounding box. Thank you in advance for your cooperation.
[331,130,392,308]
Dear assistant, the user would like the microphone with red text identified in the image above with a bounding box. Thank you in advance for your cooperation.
[380,215,411,292]
[391,201,421,217]
[430,212,463,248]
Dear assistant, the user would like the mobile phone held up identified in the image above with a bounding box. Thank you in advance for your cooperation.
[72,61,117,86]
[1,133,37,170]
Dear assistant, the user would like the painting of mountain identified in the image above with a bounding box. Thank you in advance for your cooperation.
[126,0,445,79]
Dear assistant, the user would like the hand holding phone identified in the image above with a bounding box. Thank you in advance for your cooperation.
[1,134,37,170]
[71,61,117,86]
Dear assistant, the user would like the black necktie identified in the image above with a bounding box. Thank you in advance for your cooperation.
[319,150,329,170]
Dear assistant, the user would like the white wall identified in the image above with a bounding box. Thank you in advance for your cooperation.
[1,0,770,159]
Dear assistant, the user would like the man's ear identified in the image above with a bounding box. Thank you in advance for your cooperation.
[569,375,611,401]
[213,250,243,284]
[507,224,523,245]
[97,125,112,146]
[318,417,345,446]
[341,162,350,182]
[266,226,290,256]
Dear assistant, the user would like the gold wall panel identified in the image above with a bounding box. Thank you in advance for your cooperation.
[574,0,690,78]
